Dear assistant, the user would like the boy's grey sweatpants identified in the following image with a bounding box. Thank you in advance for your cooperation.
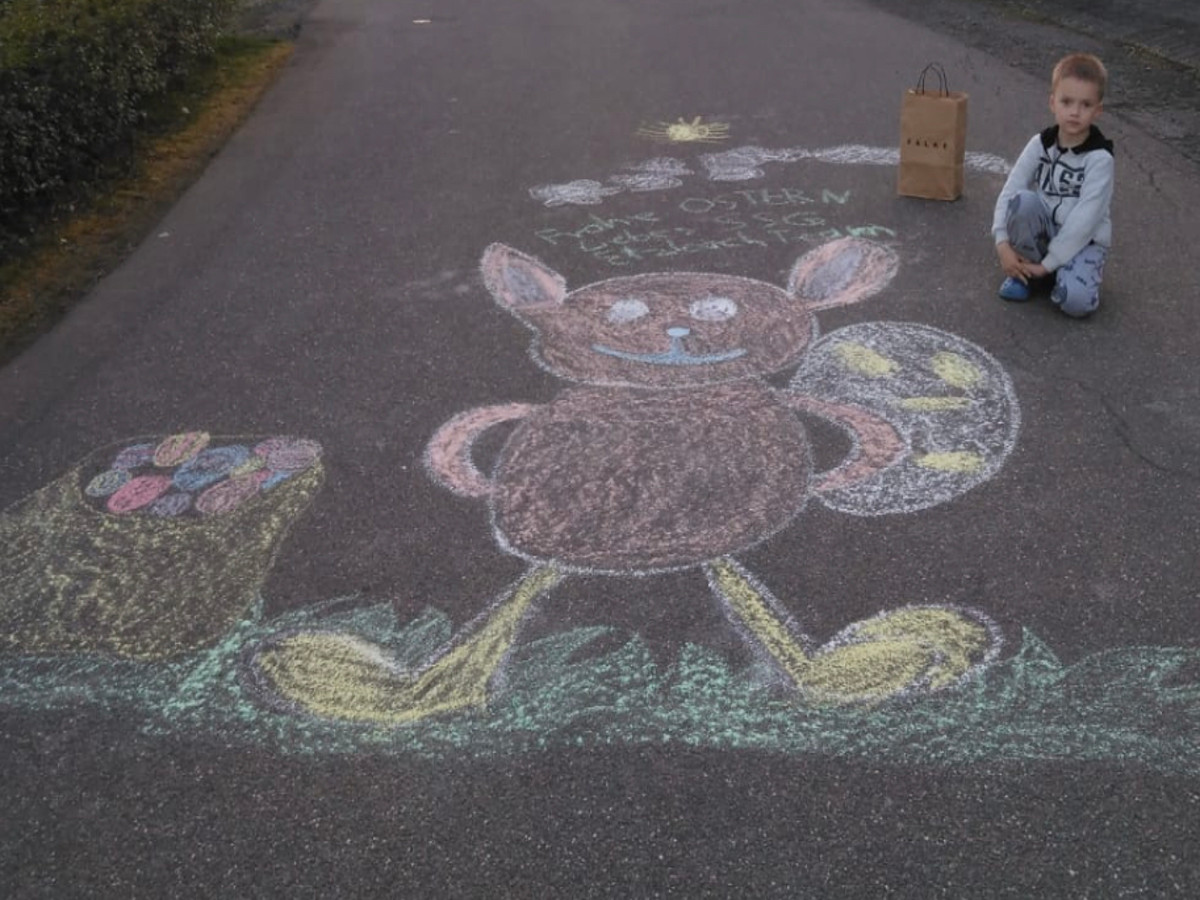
[1005,190,1107,317]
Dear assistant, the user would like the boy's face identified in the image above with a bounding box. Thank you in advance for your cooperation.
[1049,75,1103,146]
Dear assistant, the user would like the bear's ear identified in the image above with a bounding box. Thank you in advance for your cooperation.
[787,237,898,310]
[481,243,568,312]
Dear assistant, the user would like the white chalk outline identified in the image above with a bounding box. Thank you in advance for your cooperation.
[790,321,1021,516]
[530,144,1012,207]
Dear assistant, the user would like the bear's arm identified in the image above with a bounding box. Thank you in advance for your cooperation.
[424,403,537,498]
[781,394,905,492]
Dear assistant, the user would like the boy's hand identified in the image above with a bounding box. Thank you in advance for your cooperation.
[997,243,1049,283]
[996,242,1029,282]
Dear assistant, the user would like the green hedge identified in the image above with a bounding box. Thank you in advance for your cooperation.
[0,0,239,255]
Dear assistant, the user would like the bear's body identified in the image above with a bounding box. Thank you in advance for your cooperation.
[493,383,811,571]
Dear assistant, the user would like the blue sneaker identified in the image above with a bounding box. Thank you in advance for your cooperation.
[998,277,1031,301]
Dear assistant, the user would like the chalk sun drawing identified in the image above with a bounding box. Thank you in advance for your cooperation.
[637,116,731,144]
[244,238,1018,726]
[529,144,1012,207]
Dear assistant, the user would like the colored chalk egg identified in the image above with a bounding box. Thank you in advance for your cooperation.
[173,445,251,492]
[106,475,174,514]
[230,455,267,478]
[254,437,321,472]
[85,469,131,497]
[147,492,193,517]
[195,471,268,516]
[153,431,211,467]
[112,443,155,470]
[261,470,294,490]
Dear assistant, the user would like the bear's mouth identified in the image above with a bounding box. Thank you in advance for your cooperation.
[591,334,746,366]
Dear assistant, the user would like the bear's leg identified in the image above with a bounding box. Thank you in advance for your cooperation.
[705,558,999,704]
[247,565,563,724]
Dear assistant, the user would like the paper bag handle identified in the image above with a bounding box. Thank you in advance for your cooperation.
[914,62,950,96]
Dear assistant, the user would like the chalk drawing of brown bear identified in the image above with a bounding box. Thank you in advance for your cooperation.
[249,238,1019,724]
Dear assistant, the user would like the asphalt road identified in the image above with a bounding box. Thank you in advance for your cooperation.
[3,0,1200,896]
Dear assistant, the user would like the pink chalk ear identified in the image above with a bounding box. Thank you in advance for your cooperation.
[481,243,568,312]
[787,237,898,310]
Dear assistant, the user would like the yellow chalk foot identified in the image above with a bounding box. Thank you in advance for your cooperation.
[799,638,941,705]
[800,605,999,704]
[829,606,998,692]
[248,566,562,725]
[706,558,999,705]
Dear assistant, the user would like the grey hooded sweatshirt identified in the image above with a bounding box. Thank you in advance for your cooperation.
[992,125,1114,272]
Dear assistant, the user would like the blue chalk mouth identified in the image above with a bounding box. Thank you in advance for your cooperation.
[592,332,746,366]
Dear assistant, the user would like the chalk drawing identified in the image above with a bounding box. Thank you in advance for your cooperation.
[677,187,852,213]
[529,144,1012,207]
[5,592,1200,772]
[789,322,1019,514]
[0,167,1189,770]
[4,425,1199,772]
[533,189,897,268]
[700,145,1011,182]
[637,116,731,144]
[530,179,624,207]
[705,558,1000,704]
[0,432,324,661]
[607,157,694,192]
[244,238,1017,725]
[246,567,565,724]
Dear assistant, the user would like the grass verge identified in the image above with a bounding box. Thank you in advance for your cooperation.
[0,35,295,367]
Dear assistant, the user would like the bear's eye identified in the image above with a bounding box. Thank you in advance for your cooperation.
[689,296,738,321]
[607,298,650,323]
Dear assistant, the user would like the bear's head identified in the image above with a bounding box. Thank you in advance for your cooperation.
[481,239,898,388]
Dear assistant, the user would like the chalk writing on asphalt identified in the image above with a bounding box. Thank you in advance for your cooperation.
[534,187,896,267]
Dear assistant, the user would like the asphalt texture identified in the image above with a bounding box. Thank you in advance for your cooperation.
[3,0,1200,896]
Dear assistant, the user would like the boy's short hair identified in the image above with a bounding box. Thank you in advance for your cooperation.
[1052,53,1108,100]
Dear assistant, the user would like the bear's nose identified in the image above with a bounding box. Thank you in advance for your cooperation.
[667,326,690,338]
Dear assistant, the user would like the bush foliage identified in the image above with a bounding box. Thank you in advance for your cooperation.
[0,0,239,256]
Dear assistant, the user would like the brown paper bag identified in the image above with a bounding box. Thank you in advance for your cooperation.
[898,63,968,201]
